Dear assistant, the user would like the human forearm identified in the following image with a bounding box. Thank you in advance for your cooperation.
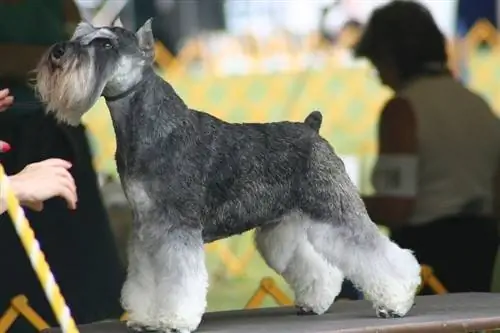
[0,175,22,215]
[0,44,50,80]
[493,188,500,222]
[492,163,500,223]
[362,195,413,229]
[363,196,390,226]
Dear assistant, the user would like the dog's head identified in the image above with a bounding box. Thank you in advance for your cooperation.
[35,19,155,126]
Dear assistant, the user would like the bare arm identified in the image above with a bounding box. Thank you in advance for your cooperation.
[493,161,500,222]
[362,97,418,228]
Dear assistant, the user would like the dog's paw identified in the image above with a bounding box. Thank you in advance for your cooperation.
[376,302,415,319]
[128,327,190,333]
[296,305,320,316]
[375,306,401,319]
[156,321,193,333]
[126,321,166,333]
[126,323,159,332]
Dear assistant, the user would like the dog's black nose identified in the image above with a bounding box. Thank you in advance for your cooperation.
[51,43,67,61]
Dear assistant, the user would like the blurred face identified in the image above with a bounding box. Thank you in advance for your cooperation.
[370,53,401,91]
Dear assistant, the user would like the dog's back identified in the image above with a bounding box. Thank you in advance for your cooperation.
[189,109,341,241]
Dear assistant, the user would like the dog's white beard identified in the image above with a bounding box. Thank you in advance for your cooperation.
[35,56,102,126]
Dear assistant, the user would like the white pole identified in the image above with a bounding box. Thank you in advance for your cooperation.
[92,0,129,27]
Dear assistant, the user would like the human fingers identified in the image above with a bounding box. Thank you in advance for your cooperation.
[23,165,76,196]
[59,187,77,209]
[34,158,73,169]
[0,141,11,153]
[0,88,13,111]
[0,95,13,109]
[50,167,76,192]
[43,178,77,210]
[58,183,77,210]
[17,172,76,210]
[0,89,9,99]
[0,96,13,105]
[0,97,13,112]
[52,172,78,209]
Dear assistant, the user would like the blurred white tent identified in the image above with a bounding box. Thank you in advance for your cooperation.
[224,0,458,38]
[74,0,127,26]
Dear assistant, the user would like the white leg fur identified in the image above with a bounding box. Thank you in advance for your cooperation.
[121,237,157,329]
[122,229,208,333]
[307,219,421,317]
[154,229,208,332]
[255,214,344,314]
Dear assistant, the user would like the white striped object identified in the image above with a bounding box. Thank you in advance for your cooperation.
[0,165,79,333]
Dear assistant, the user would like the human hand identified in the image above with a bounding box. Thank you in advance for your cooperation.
[0,89,13,154]
[0,89,14,112]
[9,159,78,211]
[0,141,11,153]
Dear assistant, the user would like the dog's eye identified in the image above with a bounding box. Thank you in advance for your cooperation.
[93,38,113,50]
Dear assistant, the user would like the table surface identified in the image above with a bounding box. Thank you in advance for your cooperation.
[43,293,500,333]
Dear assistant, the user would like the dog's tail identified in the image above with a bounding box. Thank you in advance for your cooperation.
[304,110,323,133]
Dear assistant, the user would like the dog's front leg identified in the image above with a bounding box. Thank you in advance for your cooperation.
[123,225,208,333]
[154,226,208,333]
[121,233,157,330]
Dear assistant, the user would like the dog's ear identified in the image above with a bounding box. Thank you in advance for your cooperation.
[136,18,155,57]
[71,21,95,40]
[111,17,124,28]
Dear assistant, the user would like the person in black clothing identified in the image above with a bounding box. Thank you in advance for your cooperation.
[0,1,125,332]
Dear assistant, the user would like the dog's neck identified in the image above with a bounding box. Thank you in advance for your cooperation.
[103,67,155,103]
[103,79,145,102]
[105,66,190,166]
[105,66,183,119]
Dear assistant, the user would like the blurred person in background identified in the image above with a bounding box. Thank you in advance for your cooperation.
[0,1,125,331]
[356,0,500,293]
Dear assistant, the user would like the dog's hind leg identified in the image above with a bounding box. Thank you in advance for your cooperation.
[254,214,344,315]
[306,218,421,318]
[299,143,420,318]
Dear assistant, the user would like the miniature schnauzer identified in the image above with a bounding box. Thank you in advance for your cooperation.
[35,19,421,333]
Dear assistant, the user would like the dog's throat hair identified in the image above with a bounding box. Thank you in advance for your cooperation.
[104,79,145,102]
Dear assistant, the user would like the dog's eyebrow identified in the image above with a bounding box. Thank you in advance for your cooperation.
[80,28,117,45]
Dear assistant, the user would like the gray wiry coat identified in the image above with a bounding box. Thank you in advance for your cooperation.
[112,69,363,243]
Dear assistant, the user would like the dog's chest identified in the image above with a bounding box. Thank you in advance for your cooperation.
[121,179,154,214]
